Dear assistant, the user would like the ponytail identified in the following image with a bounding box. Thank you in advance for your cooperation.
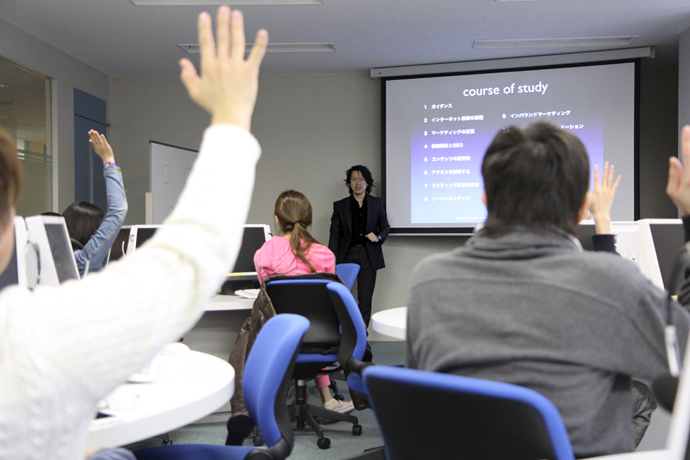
[274,190,321,273]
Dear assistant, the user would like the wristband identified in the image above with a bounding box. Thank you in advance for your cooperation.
[103,162,119,168]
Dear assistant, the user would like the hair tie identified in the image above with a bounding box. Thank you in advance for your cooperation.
[292,221,301,226]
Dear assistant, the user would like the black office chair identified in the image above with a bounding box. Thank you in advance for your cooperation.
[358,366,574,460]
[264,277,368,449]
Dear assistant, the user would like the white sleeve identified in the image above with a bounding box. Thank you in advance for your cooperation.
[1,124,261,399]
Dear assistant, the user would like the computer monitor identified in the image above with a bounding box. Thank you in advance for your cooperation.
[107,226,131,264]
[0,217,37,291]
[125,224,270,276]
[126,225,160,256]
[230,224,271,276]
[25,215,80,286]
[576,221,664,290]
[639,219,685,293]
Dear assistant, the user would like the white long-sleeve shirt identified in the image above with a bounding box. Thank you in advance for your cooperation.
[0,125,261,460]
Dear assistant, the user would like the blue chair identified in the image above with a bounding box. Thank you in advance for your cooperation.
[361,366,575,460]
[335,263,360,291]
[264,278,369,449]
[133,314,310,460]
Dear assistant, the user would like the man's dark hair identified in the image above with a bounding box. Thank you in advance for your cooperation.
[481,122,590,236]
[62,201,105,247]
[0,129,22,228]
[345,165,374,195]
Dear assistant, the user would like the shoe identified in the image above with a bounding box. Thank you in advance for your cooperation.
[323,398,355,414]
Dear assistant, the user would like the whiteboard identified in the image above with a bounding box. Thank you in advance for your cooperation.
[150,141,198,225]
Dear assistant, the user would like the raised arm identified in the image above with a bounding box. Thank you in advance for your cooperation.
[589,162,621,235]
[667,126,690,215]
[75,131,128,275]
[18,7,268,395]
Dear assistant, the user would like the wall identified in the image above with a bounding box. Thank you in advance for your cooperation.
[0,17,109,213]
[681,27,690,162]
[108,72,464,340]
[639,60,679,219]
[109,62,680,339]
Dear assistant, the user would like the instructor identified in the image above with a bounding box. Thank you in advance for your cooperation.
[329,165,390,327]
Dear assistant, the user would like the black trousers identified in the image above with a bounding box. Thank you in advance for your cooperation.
[344,245,377,328]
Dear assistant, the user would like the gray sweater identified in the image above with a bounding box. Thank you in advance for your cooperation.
[405,227,690,458]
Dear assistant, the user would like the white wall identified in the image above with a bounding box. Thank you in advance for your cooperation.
[0,17,109,212]
[108,72,465,339]
[109,65,682,339]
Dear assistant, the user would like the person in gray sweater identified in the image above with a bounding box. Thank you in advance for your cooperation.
[406,122,690,458]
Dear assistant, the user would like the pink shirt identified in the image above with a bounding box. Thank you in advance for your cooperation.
[254,236,336,283]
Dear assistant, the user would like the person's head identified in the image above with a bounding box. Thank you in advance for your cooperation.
[62,202,105,247]
[481,122,590,236]
[0,129,21,273]
[274,190,319,272]
[345,165,374,196]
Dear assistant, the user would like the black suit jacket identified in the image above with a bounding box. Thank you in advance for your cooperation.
[328,194,390,270]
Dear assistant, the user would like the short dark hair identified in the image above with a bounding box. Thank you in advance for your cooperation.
[0,128,22,227]
[62,202,105,247]
[481,122,590,236]
[345,165,374,195]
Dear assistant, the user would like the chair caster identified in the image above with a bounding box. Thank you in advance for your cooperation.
[333,393,344,401]
[317,437,331,449]
[253,434,264,446]
[352,424,363,436]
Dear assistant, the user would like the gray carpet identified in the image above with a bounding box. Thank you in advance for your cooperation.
[125,340,404,460]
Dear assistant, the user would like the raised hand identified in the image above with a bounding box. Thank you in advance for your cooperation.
[88,130,115,165]
[589,162,621,234]
[179,7,268,131]
[667,126,690,215]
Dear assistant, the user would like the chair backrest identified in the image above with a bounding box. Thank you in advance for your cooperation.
[244,314,309,451]
[265,279,341,346]
[335,263,360,291]
[327,282,369,395]
[363,366,575,460]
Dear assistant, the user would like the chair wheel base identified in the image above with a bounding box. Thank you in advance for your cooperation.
[317,437,331,449]
[253,434,264,446]
[352,424,363,436]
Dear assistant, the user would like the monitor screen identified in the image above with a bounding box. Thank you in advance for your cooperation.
[649,220,685,294]
[125,225,269,276]
[135,227,158,248]
[43,221,80,283]
[575,224,597,252]
[0,227,19,290]
[107,227,130,264]
[231,225,270,275]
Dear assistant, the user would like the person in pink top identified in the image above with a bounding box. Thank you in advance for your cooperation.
[254,190,354,414]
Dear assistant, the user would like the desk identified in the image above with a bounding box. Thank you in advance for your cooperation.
[87,351,234,449]
[371,307,407,340]
[205,294,254,312]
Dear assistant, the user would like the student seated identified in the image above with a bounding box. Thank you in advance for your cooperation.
[254,190,354,414]
[63,130,128,276]
[0,7,267,460]
[405,122,690,458]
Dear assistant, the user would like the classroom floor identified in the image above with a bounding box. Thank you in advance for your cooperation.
[125,341,405,460]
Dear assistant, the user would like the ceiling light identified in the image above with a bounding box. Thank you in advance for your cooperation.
[473,36,638,49]
[179,43,335,53]
[0,115,12,119]
[0,83,10,88]
[132,0,321,5]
